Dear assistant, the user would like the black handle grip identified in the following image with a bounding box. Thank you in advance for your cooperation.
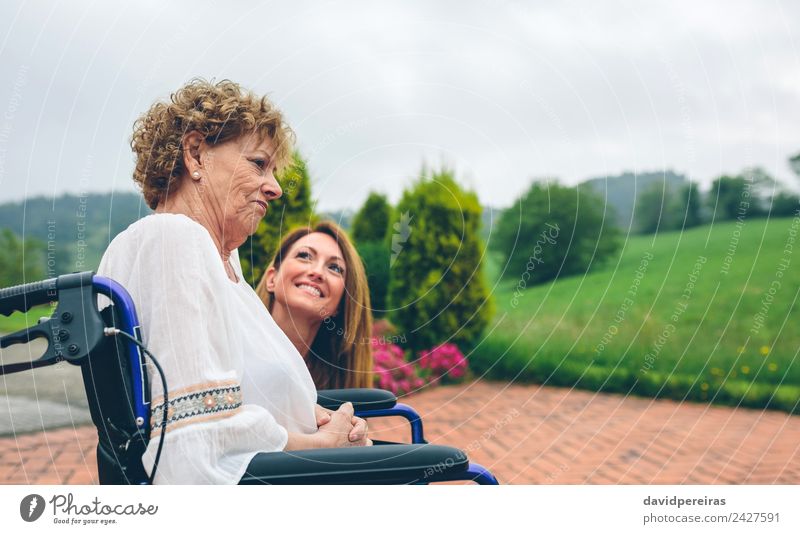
[0,278,57,317]
[317,388,398,412]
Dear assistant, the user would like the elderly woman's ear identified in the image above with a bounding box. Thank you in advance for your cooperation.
[182,131,205,177]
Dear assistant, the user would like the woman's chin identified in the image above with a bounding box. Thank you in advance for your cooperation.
[286,296,328,322]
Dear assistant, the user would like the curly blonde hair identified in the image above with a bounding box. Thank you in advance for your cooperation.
[131,78,295,209]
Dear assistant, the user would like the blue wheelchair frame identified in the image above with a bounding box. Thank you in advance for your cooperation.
[359,404,425,445]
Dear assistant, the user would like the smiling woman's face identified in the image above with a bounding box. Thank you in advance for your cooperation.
[199,133,282,244]
[266,232,347,324]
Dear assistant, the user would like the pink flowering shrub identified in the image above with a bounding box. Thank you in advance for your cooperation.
[418,343,468,382]
[370,322,469,394]
[372,319,394,339]
[372,339,425,395]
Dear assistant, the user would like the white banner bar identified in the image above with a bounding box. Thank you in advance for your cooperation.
[1,485,797,533]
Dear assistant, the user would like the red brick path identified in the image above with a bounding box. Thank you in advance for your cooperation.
[2,381,799,484]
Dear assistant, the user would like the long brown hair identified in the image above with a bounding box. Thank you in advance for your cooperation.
[255,221,373,389]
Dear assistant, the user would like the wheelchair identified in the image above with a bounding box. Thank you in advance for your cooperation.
[0,272,498,484]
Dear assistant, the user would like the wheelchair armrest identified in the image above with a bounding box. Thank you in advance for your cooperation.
[239,443,467,484]
[316,388,397,411]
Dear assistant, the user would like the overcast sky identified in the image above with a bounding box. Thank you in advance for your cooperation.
[0,0,798,211]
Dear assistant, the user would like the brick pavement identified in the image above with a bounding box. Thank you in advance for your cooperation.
[1,381,798,484]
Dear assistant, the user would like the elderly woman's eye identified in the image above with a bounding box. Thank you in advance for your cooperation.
[252,159,267,169]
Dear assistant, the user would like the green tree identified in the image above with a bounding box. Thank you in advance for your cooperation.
[352,192,391,243]
[355,241,391,317]
[709,167,779,222]
[708,175,749,221]
[634,181,703,233]
[387,168,493,352]
[789,152,800,180]
[676,182,703,229]
[634,182,670,234]
[352,192,393,317]
[0,229,45,286]
[771,191,800,217]
[492,181,620,284]
[240,151,314,286]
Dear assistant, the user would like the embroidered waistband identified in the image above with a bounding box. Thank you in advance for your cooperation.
[150,382,243,435]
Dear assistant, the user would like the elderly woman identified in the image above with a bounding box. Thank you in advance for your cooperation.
[252,221,373,392]
[98,79,368,484]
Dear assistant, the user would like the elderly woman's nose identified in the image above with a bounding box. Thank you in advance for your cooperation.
[262,173,282,200]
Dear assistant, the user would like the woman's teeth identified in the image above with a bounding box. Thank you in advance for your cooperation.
[297,284,321,297]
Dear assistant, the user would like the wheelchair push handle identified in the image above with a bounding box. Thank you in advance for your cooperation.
[0,277,58,317]
[0,272,105,375]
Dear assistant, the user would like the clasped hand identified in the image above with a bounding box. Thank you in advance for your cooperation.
[314,402,372,447]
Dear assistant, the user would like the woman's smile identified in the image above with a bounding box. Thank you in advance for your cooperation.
[296,283,323,298]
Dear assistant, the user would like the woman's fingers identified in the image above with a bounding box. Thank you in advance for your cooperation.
[349,416,368,444]
[337,401,354,418]
[314,404,332,427]
[317,403,373,448]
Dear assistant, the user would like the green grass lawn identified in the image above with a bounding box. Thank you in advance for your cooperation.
[473,215,800,412]
[0,305,53,334]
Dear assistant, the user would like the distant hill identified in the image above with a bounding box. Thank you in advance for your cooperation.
[0,194,364,278]
[580,170,688,229]
[0,173,693,278]
[0,192,150,275]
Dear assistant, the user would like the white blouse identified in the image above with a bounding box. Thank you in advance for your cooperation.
[97,213,317,484]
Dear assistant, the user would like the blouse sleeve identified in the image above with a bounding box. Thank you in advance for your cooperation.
[97,215,289,483]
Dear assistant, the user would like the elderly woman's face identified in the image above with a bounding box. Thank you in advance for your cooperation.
[199,133,282,241]
[268,232,347,324]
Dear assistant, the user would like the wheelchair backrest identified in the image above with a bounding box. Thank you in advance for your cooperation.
[0,272,151,484]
